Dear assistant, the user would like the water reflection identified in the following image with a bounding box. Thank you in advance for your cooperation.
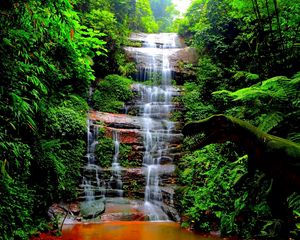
[62,222,221,240]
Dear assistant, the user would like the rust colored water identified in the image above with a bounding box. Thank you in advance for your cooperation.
[62,222,221,240]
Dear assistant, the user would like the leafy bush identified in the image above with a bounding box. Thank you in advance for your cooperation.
[178,144,274,238]
[60,95,89,114]
[178,0,300,238]
[0,142,34,239]
[93,74,133,113]
[46,106,87,139]
[34,139,86,201]
[182,82,217,122]
[213,75,300,135]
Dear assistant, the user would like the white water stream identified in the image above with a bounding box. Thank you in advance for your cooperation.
[133,33,180,220]
[81,33,182,222]
[109,131,124,197]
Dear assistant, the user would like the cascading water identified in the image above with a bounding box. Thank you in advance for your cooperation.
[81,120,105,202]
[77,33,183,222]
[109,131,124,197]
[133,33,180,221]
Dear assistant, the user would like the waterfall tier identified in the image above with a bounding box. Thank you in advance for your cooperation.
[79,33,188,222]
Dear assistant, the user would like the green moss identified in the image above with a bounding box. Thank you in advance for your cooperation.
[122,179,143,199]
[170,110,183,122]
[95,133,132,168]
[93,74,133,113]
[125,40,143,47]
[119,153,140,167]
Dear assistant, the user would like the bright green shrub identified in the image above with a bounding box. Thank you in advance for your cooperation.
[93,74,133,113]
[60,95,89,114]
[46,106,87,139]
[182,82,217,121]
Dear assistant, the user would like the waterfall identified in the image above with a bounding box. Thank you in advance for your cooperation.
[81,120,105,202]
[79,33,183,222]
[109,131,124,197]
[134,33,180,221]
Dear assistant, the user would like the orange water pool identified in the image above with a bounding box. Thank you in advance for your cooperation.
[62,221,221,240]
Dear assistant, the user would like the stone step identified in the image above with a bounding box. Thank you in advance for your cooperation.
[77,194,105,202]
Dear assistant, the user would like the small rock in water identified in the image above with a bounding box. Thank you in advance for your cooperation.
[69,202,80,215]
[80,199,105,219]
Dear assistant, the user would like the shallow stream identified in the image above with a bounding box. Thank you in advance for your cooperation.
[62,222,221,240]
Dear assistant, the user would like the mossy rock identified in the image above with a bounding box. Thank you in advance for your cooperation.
[80,199,105,219]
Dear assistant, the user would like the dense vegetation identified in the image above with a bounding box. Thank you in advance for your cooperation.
[177,0,300,238]
[0,0,299,239]
[92,74,133,113]
[0,0,172,239]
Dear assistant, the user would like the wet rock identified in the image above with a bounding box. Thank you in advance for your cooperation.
[80,199,106,219]
[169,47,198,72]
[162,204,181,222]
[69,202,80,215]
[89,111,142,130]
[105,127,143,145]
[48,203,82,225]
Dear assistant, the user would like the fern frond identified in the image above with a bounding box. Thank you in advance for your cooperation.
[230,88,272,101]
[232,71,259,81]
[287,133,300,144]
[288,193,300,211]
[228,76,292,103]
[212,90,233,96]
[257,112,284,133]
[40,139,62,150]
[260,76,289,91]
[292,71,300,79]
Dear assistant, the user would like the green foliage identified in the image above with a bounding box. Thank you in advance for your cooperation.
[150,0,179,32]
[134,0,159,32]
[181,74,299,238]
[95,128,132,168]
[180,0,300,77]
[182,82,217,121]
[0,169,34,240]
[46,107,87,139]
[59,95,89,113]
[0,143,34,239]
[35,139,86,201]
[213,75,300,134]
[287,193,300,238]
[93,75,133,113]
[82,7,129,76]
[178,145,274,238]
[179,0,300,239]
[0,0,105,237]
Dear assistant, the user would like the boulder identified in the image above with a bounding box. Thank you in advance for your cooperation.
[80,199,106,219]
